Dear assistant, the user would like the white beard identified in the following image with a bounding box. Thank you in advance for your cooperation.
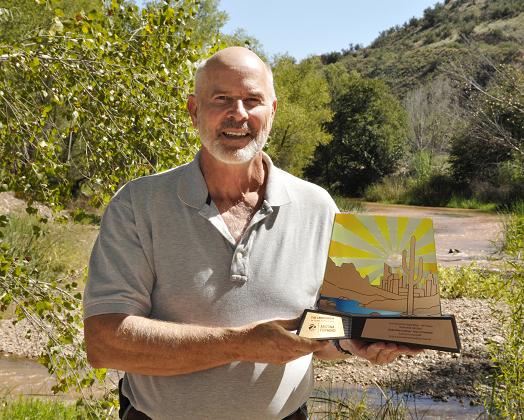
[200,122,271,165]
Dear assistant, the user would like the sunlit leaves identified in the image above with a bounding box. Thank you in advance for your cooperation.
[0,0,211,208]
[267,55,332,177]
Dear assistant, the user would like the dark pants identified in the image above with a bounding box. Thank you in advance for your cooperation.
[118,379,308,419]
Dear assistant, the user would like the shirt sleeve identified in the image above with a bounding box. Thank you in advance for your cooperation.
[83,186,155,319]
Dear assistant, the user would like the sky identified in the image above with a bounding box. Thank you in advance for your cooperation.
[220,0,441,61]
[136,1,442,61]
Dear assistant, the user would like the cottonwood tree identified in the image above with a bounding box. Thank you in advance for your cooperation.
[266,55,332,177]
[0,0,214,208]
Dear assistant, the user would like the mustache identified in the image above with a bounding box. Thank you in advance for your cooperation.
[220,120,250,131]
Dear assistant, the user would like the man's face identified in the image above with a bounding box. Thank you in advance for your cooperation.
[188,60,276,164]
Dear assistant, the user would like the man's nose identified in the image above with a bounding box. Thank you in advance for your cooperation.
[228,99,248,120]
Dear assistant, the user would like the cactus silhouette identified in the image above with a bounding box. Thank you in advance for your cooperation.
[402,235,424,315]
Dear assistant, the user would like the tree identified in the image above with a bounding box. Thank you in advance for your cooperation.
[0,0,214,208]
[0,0,103,44]
[305,72,409,196]
[220,28,267,60]
[403,76,462,157]
[266,55,332,177]
[449,63,524,189]
[145,0,227,51]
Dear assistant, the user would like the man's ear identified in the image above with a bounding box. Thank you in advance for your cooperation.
[187,94,198,127]
[271,99,277,118]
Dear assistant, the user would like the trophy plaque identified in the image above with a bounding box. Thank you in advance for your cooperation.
[298,214,461,353]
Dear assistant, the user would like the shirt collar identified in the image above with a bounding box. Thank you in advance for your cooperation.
[177,151,291,209]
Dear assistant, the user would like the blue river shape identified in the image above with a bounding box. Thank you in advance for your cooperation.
[320,296,401,316]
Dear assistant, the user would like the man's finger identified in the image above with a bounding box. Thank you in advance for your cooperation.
[375,343,399,364]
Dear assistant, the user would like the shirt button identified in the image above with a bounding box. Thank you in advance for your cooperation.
[230,274,247,284]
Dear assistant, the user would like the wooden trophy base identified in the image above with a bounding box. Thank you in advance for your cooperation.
[297,309,461,353]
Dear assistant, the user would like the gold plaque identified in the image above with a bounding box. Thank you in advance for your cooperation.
[298,311,346,339]
[361,317,458,349]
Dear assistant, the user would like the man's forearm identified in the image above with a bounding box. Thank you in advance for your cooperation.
[84,314,246,376]
[84,314,328,376]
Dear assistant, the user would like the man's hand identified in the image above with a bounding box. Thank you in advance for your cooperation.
[342,339,423,364]
[315,338,423,363]
[239,318,330,365]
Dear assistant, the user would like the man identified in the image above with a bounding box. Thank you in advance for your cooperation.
[83,47,419,420]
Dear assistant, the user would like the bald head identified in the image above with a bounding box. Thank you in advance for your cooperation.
[194,47,275,100]
[187,46,277,165]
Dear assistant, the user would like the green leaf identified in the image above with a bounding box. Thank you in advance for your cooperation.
[30,57,40,69]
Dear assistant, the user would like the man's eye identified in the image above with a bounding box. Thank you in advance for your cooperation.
[245,98,261,105]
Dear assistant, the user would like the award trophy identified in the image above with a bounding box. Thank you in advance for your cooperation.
[298,214,461,353]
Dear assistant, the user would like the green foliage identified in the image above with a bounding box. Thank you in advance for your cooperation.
[403,173,457,207]
[363,177,411,204]
[0,0,104,44]
[1,213,63,279]
[438,264,502,299]
[446,196,497,211]
[306,72,409,195]
[190,0,227,47]
[450,63,524,203]
[1,212,97,284]
[363,172,499,209]
[332,196,365,213]
[403,77,463,157]
[501,201,524,256]
[220,28,267,60]
[0,397,87,420]
[266,55,332,177]
[482,0,524,20]
[0,0,219,415]
[0,0,213,208]
[485,208,524,417]
[436,210,524,417]
[0,213,112,416]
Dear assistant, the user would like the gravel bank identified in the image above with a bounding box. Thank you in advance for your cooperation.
[1,298,498,400]
[314,298,500,400]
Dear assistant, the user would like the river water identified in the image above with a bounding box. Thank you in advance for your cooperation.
[312,383,485,419]
[1,203,503,417]
[0,356,485,419]
[364,202,503,267]
[0,355,59,398]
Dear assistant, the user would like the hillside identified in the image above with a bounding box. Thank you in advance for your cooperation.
[321,0,524,96]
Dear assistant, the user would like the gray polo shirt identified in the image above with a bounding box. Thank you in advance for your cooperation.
[84,152,337,419]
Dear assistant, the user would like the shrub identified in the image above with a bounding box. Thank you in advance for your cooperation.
[404,173,456,206]
[438,264,502,299]
[484,205,524,417]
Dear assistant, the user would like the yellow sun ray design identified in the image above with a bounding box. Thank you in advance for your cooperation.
[335,214,385,253]
[374,216,391,249]
[329,241,380,260]
[329,214,438,283]
[417,242,436,256]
